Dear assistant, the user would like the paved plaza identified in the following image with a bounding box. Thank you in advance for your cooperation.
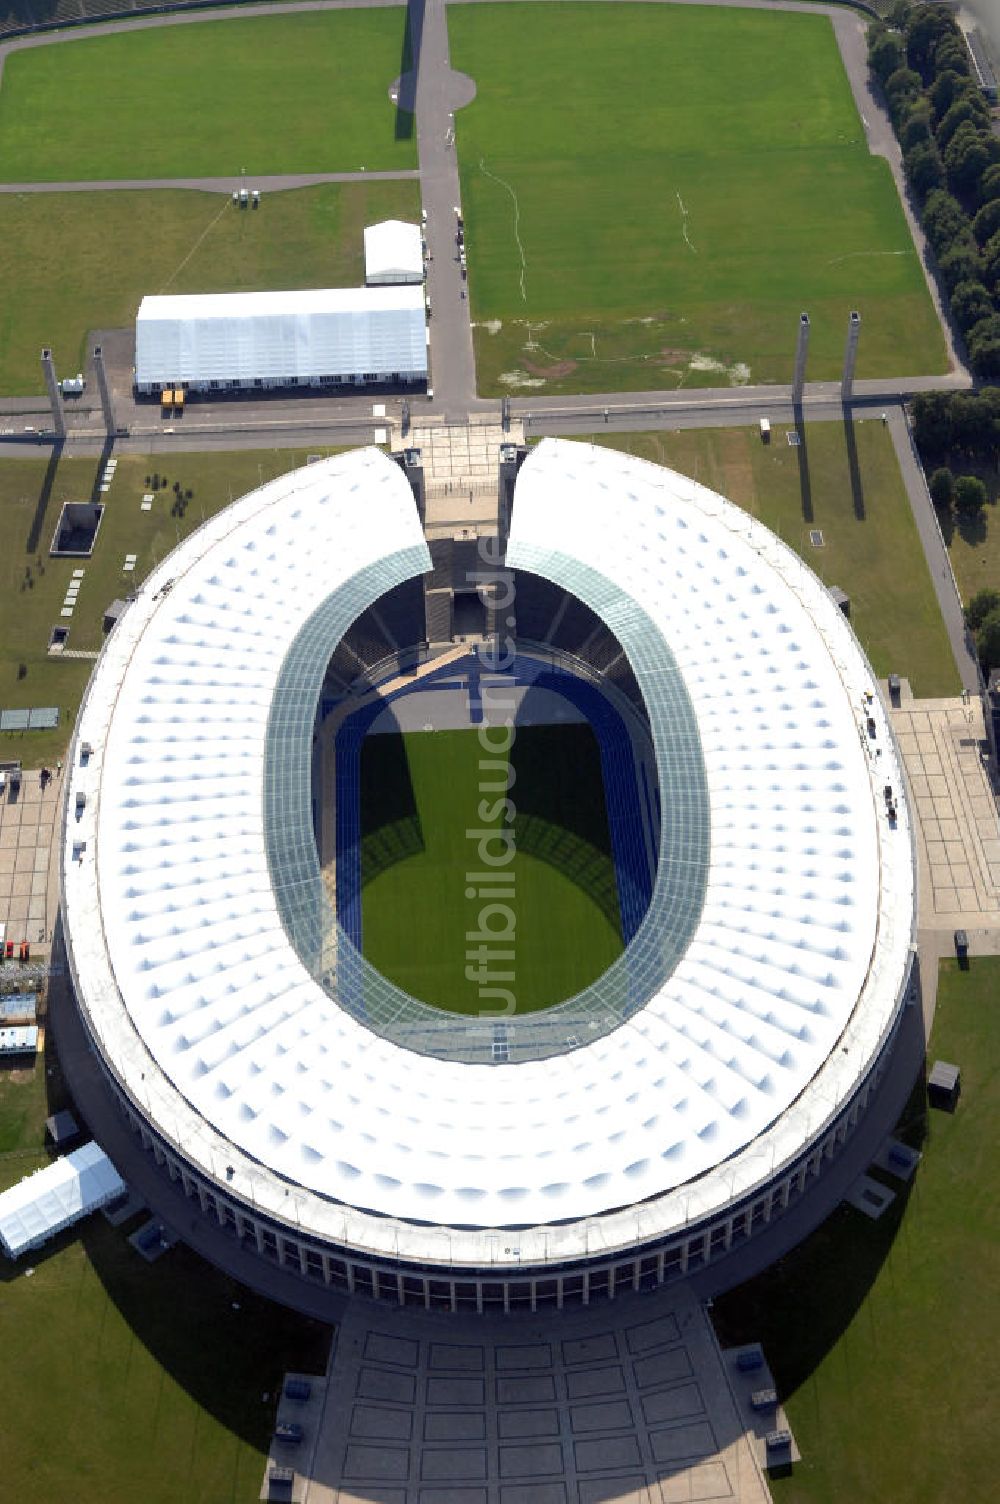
[0,768,60,949]
[892,693,1000,926]
[297,1284,771,1504]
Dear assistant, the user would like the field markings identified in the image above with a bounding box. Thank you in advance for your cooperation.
[825,249,910,265]
[676,190,698,254]
[479,157,527,301]
[158,197,233,292]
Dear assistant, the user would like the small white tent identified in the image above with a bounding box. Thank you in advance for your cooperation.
[364,220,423,285]
[0,1141,126,1258]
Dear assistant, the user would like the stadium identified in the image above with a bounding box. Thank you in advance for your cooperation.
[60,437,917,1313]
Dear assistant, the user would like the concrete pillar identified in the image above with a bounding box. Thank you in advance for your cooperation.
[93,345,116,435]
[791,313,810,405]
[41,347,65,439]
[841,310,862,401]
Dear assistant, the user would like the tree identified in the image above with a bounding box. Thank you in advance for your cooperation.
[954,473,989,517]
[905,4,960,80]
[923,188,973,250]
[938,240,983,292]
[936,94,990,152]
[966,588,1000,632]
[904,140,944,197]
[929,466,955,508]
[969,329,1000,383]
[933,39,971,81]
[885,66,923,118]
[975,607,1000,673]
[929,68,970,121]
[912,390,956,455]
[900,98,933,150]
[980,164,1000,206]
[869,30,904,84]
[973,198,1000,246]
[951,279,995,332]
[944,122,992,198]
[983,230,1000,289]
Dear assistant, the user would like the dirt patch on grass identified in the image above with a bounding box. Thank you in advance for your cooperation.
[523,358,578,378]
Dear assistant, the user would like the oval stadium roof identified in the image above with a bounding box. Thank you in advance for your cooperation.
[62,441,916,1267]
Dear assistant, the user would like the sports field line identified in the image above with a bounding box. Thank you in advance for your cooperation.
[676,191,698,255]
[825,249,910,265]
[159,197,232,292]
[479,157,527,301]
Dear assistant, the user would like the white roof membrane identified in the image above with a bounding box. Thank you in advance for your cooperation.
[364,220,424,283]
[135,286,428,386]
[62,441,915,1264]
[0,1142,126,1258]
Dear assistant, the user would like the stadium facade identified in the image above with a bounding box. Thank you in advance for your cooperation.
[61,440,917,1312]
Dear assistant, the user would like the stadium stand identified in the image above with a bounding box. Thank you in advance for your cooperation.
[0,1,271,41]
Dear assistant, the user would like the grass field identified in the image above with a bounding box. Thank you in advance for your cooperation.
[714,956,998,1503]
[1,1021,331,1504]
[0,178,419,394]
[448,3,947,395]
[577,420,959,697]
[0,446,348,764]
[359,725,624,1012]
[0,12,415,178]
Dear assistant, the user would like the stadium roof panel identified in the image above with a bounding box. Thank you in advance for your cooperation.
[134,286,428,386]
[62,441,916,1263]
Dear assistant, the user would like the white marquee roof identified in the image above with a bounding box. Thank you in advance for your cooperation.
[61,442,915,1268]
[0,1142,125,1258]
[134,286,428,386]
[364,220,423,282]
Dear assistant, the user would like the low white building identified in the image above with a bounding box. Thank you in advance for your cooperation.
[134,286,427,394]
[364,219,423,285]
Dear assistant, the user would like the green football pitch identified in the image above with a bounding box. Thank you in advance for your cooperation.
[448,3,948,394]
[358,724,625,1014]
[0,11,415,179]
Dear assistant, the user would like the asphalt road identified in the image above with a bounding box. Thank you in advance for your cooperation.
[0,170,418,194]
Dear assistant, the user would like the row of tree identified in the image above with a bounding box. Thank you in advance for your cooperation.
[911,386,1000,462]
[869,3,1000,378]
[965,588,1000,673]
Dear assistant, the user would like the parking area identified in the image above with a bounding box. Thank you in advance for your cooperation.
[0,769,61,953]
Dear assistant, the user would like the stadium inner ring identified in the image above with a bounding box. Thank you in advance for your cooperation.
[267,547,708,1064]
[61,439,917,1309]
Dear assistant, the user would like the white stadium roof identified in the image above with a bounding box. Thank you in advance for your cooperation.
[0,1142,125,1259]
[134,286,428,388]
[364,220,423,284]
[62,441,915,1269]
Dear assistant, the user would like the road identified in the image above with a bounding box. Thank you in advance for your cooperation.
[0,170,418,194]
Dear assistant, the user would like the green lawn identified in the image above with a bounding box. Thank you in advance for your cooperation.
[0,178,419,394]
[0,446,348,765]
[0,1016,331,1504]
[448,3,947,395]
[714,956,999,1503]
[0,12,415,178]
[359,725,623,1013]
[578,420,959,697]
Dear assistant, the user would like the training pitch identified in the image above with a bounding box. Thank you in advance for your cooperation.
[449,3,947,394]
[0,11,415,179]
[358,725,624,1014]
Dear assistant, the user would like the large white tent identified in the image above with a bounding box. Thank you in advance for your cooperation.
[0,1141,125,1258]
[134,286,427,393]
[364,220,423,285]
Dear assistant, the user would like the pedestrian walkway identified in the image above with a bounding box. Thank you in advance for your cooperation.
[0,769,61,952]
[892,692,1000,927]
[300,1282,772,1504]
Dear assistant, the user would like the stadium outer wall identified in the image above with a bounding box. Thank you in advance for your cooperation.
[60,882,913,1313]
[57,442,919,1315]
